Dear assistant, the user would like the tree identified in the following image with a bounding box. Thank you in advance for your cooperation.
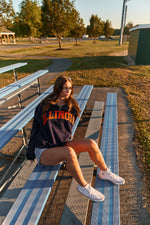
[41,0,79,49]
[124,22,134,35]
[113,29,120,36]
[87,14,104,43]
[71,16,85,45]
[103,20,114,38]
[14,0,42,39]
[0,0,15,29]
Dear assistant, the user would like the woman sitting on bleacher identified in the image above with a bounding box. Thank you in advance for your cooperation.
[27,75,125,202]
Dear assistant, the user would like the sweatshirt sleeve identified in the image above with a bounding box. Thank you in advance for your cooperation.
[26,105,41,160]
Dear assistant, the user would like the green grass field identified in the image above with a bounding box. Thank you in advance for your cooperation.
[0,39,150,172]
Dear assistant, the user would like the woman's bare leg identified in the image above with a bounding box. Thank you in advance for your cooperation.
[66,139,125,185]
[40,138,107,187]
[40,146,87,186]
[65,139,107,171]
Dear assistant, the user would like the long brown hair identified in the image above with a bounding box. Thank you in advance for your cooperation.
[40,75,81,116]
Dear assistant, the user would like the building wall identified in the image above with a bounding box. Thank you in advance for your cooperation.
[128,30,140,64]
[128,25,150,65]
[136,29,150,65]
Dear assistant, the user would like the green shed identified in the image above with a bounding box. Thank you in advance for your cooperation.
[128,24,150,65]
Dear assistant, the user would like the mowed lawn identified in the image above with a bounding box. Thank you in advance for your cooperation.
[0,39,150,172]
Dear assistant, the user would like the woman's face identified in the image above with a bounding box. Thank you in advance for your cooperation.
[59,81,72,99]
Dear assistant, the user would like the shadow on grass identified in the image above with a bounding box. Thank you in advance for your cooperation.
[68,55,127,71]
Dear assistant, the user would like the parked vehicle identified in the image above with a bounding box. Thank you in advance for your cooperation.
[82,35,89,38]
[98,35,105,39]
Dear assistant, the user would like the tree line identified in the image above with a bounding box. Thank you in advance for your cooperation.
[0,0,134,49]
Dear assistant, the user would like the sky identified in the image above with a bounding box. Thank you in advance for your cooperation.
[11,0,150,29]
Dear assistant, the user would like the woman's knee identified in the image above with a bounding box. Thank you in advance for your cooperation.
[65,146,77,162]
[87,139,98,148]
[86,139,100,156]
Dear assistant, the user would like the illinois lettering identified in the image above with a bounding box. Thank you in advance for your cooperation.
[43,110,75,125]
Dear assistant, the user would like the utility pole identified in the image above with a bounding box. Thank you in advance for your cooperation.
[119,0,130,45]
[123,5,128,28]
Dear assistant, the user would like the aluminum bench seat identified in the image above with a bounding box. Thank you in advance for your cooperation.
[0,85,53,150]
[0,69,48,100]
[0,63,27,74]
[90,93,120,225]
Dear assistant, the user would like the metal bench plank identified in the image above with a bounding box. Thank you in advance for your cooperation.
[60,101,104,225]
[9,165,60,225]
[0,80,37,106]
[0,70,48,99]
[90,93,120,225]
[0,85,53,150]
[0,63,27,74]
[72,85,93,135]
[2,85,93,225]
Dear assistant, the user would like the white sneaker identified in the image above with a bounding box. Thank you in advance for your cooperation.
[77,183,105,202]
[99,168,125,185]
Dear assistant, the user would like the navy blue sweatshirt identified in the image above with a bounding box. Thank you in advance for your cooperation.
[26,103,77,160]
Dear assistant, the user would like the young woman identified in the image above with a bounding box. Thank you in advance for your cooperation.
[27,75,125,202]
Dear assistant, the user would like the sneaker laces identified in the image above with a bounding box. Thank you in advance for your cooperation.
[107,167,120,180]
[78,183,104,201]
[87,184,104,201]
[88,184,98,198]
[84,184,97,198]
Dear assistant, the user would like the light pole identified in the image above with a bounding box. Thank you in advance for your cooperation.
[119,0,130,45]
[123,5,128,28]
